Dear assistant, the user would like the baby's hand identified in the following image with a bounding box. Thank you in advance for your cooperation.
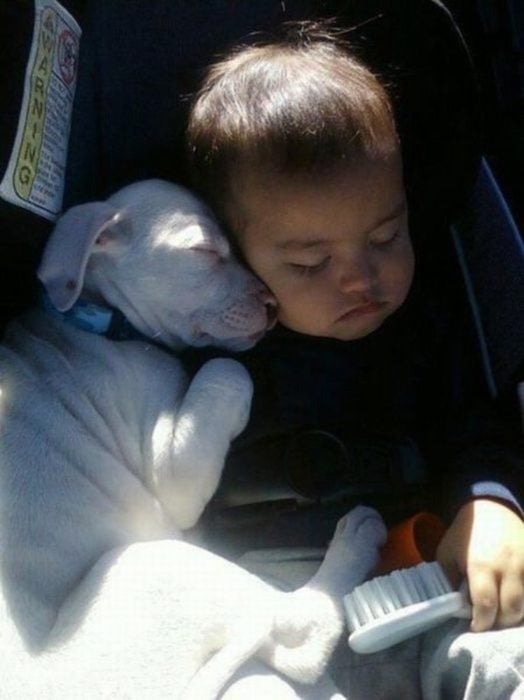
[436,499,524,632]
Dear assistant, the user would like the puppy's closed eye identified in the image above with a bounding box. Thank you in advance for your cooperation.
[192,247,227,266]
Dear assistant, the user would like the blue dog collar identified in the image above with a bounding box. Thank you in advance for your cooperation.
[40,291,145,341]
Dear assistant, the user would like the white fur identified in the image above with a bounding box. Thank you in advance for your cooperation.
[0,180,387,698]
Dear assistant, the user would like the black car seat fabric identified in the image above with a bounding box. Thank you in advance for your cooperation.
[63,0,323,207]
[452,159,524,395]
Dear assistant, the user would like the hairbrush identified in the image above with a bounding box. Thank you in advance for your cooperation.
[344,561,471,654]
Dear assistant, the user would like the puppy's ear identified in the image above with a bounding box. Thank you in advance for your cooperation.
[38,201,121,311]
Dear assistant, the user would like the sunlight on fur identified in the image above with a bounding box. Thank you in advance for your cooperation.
[152,411,177,464]
[173,413,198,452]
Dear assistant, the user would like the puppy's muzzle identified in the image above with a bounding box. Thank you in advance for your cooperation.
[255,287,278,330]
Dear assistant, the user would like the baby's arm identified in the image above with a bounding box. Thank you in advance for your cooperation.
[437,498,524,631]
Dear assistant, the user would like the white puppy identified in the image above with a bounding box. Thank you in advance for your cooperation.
[0,180,387,698]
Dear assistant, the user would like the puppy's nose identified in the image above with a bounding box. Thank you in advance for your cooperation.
[254,286,278,328]
[263,294,278,329]
[256,287,277,308]
[265,303,278,329]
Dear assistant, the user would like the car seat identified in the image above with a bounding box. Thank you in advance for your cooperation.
[1,1,522,540]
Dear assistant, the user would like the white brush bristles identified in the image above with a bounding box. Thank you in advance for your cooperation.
[344,562,471,654]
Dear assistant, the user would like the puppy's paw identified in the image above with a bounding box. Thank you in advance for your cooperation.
[332,506,387,550]
[193,358,253,434]
[196,358,253,395]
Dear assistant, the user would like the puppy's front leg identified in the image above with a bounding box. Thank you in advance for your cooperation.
[152,358,253,529]
[307,505,387,598]
[260,507,387,685]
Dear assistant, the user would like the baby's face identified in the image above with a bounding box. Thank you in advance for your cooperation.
[228,157,414,340]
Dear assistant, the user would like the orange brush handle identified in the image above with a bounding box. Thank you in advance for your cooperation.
[376,512,447,575]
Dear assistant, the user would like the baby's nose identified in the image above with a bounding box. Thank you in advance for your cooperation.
[337,257,375,293]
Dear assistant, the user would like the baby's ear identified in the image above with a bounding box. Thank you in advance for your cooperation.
[38,202,121,311]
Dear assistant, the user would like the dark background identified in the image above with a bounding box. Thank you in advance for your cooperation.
[449,0,523,229]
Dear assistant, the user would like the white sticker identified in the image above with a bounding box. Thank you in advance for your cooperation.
[0,0,81,221]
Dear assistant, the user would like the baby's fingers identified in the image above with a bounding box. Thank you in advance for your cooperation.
[497,572,524,628]
[468,566,499,632]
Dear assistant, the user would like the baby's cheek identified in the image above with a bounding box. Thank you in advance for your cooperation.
[277,302,322,336]
[390,256,415,306]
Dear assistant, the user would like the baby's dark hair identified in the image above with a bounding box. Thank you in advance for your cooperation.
[187,21,399,224]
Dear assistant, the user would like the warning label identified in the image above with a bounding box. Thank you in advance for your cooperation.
[0,0,81,221]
